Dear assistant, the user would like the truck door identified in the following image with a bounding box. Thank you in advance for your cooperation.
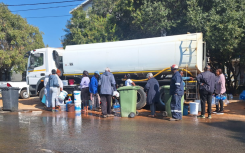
[27,52,46,85]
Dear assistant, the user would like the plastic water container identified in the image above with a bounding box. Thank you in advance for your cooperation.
[189,102,199,115]
[212,96,216,106]
[227,94,233,100]
[89,100,93,110]
[58,90,68,101]
[240,90,245,100]
[194,100,201,112]
[74,102,81,112]
[183,105,188,116]
[113,100,120,113]
[62,80,68,86]
[74,91,81,103]
[60,104,66,111]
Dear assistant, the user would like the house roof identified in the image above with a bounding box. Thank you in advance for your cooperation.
[69,0,92,14]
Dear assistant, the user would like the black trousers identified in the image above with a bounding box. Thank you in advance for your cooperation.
[200,90,212,115]
[100,94,112,115]
[215,94,224,111]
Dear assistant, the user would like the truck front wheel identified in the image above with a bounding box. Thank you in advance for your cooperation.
[20,90,29,99]
[136,86,147,110]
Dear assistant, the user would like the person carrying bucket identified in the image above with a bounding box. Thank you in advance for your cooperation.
[169,65,184,121]
[89,71,101,111]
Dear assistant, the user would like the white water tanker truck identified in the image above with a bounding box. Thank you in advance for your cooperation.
[25,33,206,110]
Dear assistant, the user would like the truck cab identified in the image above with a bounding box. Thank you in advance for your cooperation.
[26,48,64,99]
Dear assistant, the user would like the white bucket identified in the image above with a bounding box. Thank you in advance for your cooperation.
[74,91,81,103]
[60,104,66,111]
[195,100,201,112]
[58,90,68,101]
[74,102,81,112]
[189,102,199,115]
[62,80,68,86]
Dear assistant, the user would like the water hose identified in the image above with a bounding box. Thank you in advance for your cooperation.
[127,67,193,82]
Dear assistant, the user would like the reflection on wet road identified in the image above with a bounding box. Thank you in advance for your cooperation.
[0,111,245,153]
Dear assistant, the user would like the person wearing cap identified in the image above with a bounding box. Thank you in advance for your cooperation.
[196,65,216,119]
[144,73,160,117]
[98,68,117,118]
[124,74,136,86]
[89,71,101,111]
[169,65,184,121]
[80,70,90,112]
[48,69,60,112]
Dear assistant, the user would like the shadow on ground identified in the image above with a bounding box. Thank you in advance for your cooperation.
[223,101,245,116]
[205,120,245,143]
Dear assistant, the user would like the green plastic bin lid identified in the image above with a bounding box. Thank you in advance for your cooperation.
[161,85,170,89]
[117,86,140,91]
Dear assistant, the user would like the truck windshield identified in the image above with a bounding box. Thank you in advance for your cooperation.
[29,53,44,68]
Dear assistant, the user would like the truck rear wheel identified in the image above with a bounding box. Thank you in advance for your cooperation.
[157,87,166,111]
[39,87,45,101]
[136,86,146,110]
[20,90,29,99]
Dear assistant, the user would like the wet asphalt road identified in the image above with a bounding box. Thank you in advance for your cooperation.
[0,111,245,153]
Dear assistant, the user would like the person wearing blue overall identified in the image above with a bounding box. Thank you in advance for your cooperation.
[169,65,184,121]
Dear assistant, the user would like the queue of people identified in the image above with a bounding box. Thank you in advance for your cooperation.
[43,64,226,120]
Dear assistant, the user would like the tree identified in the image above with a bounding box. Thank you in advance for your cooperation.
[63,0,245,93]
[109,0,189,40]
[0,3,44,80]
[187,0,245,93]
[62,9,118,47]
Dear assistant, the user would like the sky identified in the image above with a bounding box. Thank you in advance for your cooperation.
[1,0,85,48]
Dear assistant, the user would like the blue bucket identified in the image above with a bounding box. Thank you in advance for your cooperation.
[183,105,188,116]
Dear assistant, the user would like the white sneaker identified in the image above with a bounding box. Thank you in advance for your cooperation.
[216,111,224,115]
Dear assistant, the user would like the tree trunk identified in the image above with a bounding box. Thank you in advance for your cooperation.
[0,68,2,81]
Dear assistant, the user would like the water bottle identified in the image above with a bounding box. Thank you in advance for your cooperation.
[212,96,216,106]
[114,99,120,112]
[89,100,93,110]
[68,96,72,101]
[215,95,220,105]
[230,94,233,100]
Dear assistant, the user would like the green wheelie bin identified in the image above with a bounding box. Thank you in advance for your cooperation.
[161,85,184,117]
[117,86,140,117]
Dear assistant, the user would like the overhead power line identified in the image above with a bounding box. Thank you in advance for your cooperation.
[11,4,80,12]
[6,0,85,7]
[26,15,72,18]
